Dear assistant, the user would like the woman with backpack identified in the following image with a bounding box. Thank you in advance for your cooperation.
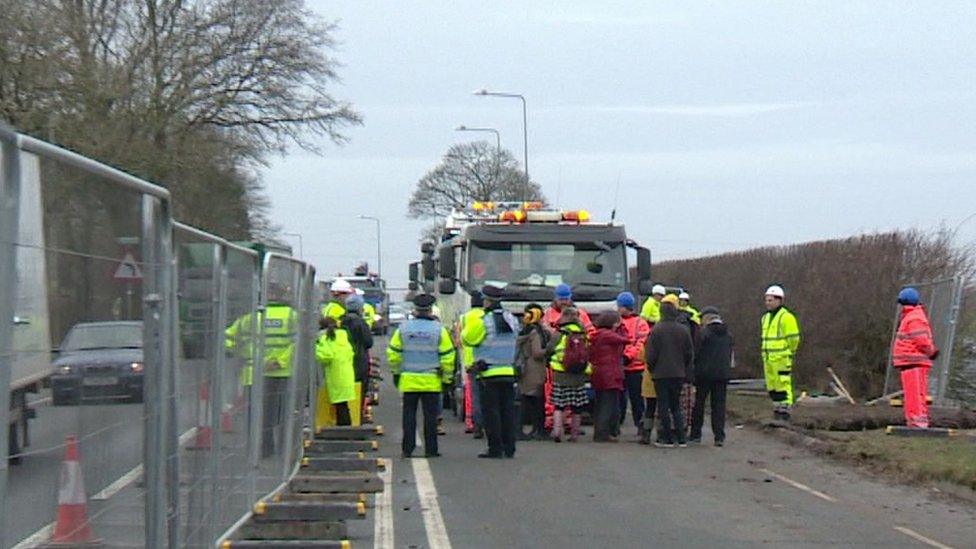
[545,307,591,442]
[516,303,549,440]
[589,311,630,442]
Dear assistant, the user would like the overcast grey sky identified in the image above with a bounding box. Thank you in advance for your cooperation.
[264,2,976,287]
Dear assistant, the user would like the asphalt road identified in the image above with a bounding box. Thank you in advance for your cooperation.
[356,336,976,549]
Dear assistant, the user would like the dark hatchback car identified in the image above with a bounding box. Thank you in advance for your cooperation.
[51,321,145,405]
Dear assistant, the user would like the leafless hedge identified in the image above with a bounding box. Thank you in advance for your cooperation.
[652,231,972,398]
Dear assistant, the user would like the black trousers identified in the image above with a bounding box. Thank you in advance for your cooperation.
[690,380,728,442]
[594,389,622,440]
[519,393,545,435]
[618,371,645,428]
[402,392,440,456]
[335,402,352,426]
[654,378,686,444]
[262,377,289,458]
[480,379,516,457]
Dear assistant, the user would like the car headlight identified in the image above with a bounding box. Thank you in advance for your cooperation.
[130,362,144,373]
[59,365,73,375]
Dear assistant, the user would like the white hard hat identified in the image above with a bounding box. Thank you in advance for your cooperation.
[331,278,353,294]
[678,292,691,301]
[765,285,785,298]
[651,284,666,296]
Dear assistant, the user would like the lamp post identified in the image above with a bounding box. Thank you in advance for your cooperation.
[455,125,501,155]
[473,89,529,197]
[358,215,381,279]
[281,231,303,259]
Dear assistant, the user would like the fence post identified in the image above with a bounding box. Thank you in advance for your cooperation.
[209,244,229,542]
[937,276,965,405]
[0,129,23,549]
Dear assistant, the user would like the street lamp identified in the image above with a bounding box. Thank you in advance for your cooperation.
[455,125,501,154]
[358,215,381,280]
[281,231,303,259]
[473,89,529,196]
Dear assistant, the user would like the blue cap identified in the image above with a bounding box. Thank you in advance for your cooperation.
[898,287,920,305]
[555,283,573,299]
[616,291,636,309]
[344,294,364,312]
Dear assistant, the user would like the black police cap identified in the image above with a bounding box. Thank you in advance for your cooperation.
[413,293,436,309]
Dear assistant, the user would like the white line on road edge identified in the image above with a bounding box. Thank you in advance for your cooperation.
[374,460,394,549]
[893,526,955,549]
[758,468,837,502]
[13,428,198,548]
[411,457,452,549]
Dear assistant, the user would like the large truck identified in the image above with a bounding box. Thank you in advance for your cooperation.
[411,202,653,329]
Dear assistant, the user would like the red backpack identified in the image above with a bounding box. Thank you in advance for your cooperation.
[561,329,590,374]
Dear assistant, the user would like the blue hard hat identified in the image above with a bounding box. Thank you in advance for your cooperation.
[898,287,920,305]
[616,291,636,309]
[345,293,364,312]
[555,283,573,299]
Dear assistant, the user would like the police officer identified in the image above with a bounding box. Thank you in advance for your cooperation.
[225,283,297,457]
[761,285,801,421]
[462,285,519,458]
[387,294,455,458]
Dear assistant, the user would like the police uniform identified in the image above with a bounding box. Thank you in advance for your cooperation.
[461,285,519,458]
[387,294,456,458]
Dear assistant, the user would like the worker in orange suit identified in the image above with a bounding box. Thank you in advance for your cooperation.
[892,287,939,429]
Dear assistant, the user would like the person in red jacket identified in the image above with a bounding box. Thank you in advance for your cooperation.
[892,287,939,428]
[616,292,651,437]
[590,311,631,442]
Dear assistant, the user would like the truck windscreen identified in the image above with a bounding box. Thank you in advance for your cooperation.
[468,241,626,296]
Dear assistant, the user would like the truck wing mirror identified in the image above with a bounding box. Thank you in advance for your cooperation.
[421,257,436,281]
[408,262,419,283]
[438,246,456,279]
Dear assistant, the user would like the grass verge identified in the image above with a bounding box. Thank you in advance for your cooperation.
[727,392,976,493]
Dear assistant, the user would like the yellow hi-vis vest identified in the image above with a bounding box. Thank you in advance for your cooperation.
[549,323,592,375]
[225,303,297,385]
[761,307,801,370]
[640,298,661,324]
[461,308,517,379]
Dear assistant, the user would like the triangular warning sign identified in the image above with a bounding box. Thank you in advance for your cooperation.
[114,252,143,280]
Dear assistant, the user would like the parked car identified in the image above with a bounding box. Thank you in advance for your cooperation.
[51,321,145,405]
[387,304,408,326]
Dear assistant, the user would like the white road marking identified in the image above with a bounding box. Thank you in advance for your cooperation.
[893,526,955,549]
[411,457,452,549]
[13,427,198,547]
[374,460,394,549]
[758,468,837,502]
[11,525,53,549]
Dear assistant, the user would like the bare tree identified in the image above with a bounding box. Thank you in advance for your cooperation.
[408,141,546,220]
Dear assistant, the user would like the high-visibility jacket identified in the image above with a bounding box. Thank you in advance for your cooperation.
[544,304,595,336]
[322,301,346,324]
[640,298,661,325]
[225,303,297,385]
[549,323,592,375]
[893,305,936,368]
[682,305,701,325]
[458,308,486,369]
[620,313,651,373]
[315,328,356,404]
[461,307,518,379]
[760,306,801,370]
[388,318,455,392]
[363,303,377,329]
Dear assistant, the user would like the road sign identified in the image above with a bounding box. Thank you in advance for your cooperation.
[113,252,143,281]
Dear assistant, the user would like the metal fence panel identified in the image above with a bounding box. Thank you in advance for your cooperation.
[883,277,965,405]
[0,129,320,549]
[946,284,975,407]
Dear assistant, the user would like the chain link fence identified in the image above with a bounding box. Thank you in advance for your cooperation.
[0,128,320,548]
[883,277,967,406]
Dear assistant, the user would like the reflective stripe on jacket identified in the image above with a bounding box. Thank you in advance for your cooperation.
[620,314,651,372]
[388,319,456,392]
[760,306,800,370]
[893,305,936,368]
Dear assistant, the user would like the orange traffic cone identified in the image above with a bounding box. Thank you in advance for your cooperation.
[46,435,102,546]
[190,383,213,449]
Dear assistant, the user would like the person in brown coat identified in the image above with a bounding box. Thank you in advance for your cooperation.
[516,303,549,440]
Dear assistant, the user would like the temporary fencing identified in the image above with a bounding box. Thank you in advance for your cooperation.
[883,276,967,406]
[0,127,322,548]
